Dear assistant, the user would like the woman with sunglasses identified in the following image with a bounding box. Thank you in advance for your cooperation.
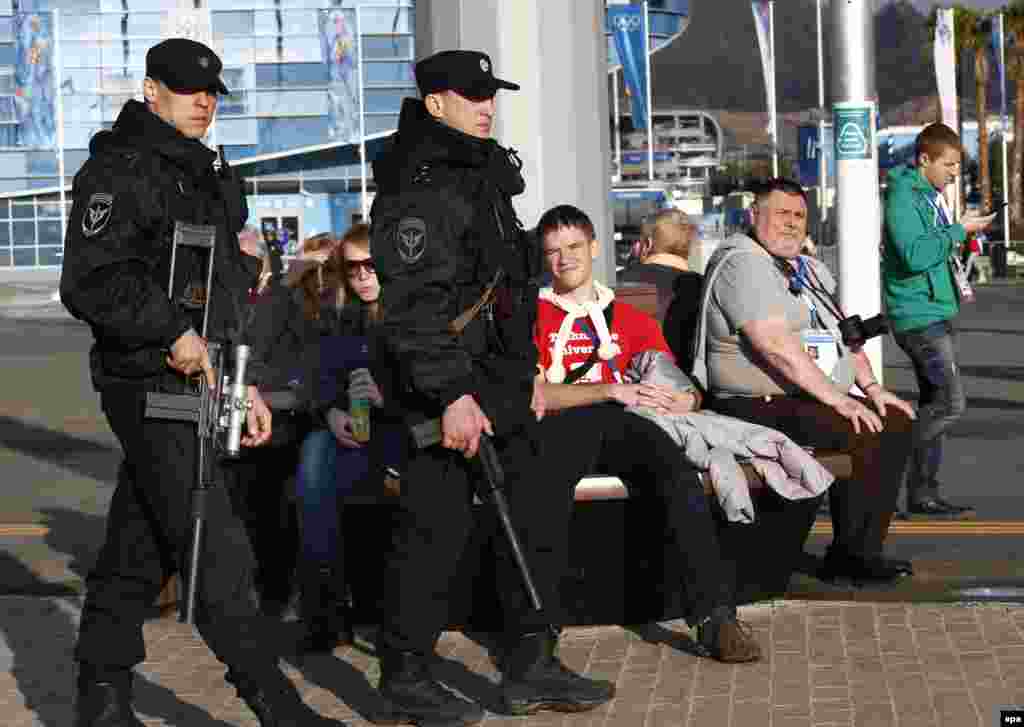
[294,223,407,653]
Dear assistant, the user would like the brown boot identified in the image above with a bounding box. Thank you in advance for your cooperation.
[696,606,762,663]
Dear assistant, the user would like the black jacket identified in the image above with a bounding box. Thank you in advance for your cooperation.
[59,100,253,391]
[369,98,541,435]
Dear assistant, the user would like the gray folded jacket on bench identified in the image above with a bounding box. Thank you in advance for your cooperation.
[624,350,834,524]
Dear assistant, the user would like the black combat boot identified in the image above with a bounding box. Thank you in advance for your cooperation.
[299,565,352,654]
[229,666,349,726]
[499,631,616,716]
[377,647,484,726]
[74,670,144,727]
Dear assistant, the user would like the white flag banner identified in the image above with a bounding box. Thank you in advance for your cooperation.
[934,8,957,131]
[751,1,775,132]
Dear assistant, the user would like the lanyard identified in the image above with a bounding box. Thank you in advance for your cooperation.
[928,191,951,227]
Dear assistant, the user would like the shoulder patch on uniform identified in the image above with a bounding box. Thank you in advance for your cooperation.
[396,217,427,265]
[82,193,114,238]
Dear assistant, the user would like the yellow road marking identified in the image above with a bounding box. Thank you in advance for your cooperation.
[812,520,1024,536]
[0,524,50,537]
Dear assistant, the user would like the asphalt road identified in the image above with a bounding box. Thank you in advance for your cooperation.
[0,283,1022,598]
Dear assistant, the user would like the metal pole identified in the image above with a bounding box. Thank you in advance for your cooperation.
[613,68,622,183]
[816,0,826,233]
[769,0,778,177]
[1001,13,1011,250]
[643,0,654,182]
[356,5,369,221]
[53,9,67,250]
[831,0,883,381]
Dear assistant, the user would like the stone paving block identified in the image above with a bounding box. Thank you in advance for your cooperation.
[645,700,688,727]
[686,694,731,726]
[728,699,769,727]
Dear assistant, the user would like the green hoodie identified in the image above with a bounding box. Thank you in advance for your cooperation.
[882,164,965,333]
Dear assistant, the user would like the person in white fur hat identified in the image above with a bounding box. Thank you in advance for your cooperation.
[531,204,762,663]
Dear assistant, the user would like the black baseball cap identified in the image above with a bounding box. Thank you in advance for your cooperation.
[415,50,519,99]
[146,38,229,95]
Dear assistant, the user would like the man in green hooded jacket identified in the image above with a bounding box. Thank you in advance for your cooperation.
[882,123,995,517]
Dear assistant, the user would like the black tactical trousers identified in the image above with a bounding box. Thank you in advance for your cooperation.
[378,425,571,657]
[74,383,279,688]
[535,404,734,624]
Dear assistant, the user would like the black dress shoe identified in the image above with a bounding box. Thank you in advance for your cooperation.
[819,552,909,585]
[879,557,914,576]
[934,496,976,515]
[907,497,969,519]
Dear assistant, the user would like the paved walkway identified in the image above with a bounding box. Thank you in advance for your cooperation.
[3,598,1023,726]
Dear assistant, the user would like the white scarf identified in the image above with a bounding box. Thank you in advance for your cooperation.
[538,281,621,383]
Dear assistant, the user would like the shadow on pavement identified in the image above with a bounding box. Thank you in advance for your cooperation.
[0,415,117,484]
[0,543,234,726]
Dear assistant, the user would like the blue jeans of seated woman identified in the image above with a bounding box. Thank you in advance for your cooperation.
[297,419,409,567]
[297,430,369,566]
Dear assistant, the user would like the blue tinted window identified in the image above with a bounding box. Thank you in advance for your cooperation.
[213,10,254,36]
[258,116,328,154]
[0,199,8,218]
[27,152,57,175]
[0,247,10,267]
[359,7,412,35]
[362,36,412,60]
[38,220,62,245]
[364,88,409,114]
[38,245,62,266]
[13,247,35,266]
[0,43,13,65]
[255,63,328,88]
[365,114,398,135]
[363,61,413,86]
[13,220,34,245]
[12,201,33,219]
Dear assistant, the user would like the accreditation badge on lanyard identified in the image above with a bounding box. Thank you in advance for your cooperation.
[932,192,975,304]
[795,259,842,382]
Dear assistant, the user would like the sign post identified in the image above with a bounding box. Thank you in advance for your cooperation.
[831,1,883,382]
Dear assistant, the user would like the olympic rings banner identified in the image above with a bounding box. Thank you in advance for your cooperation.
[608,4,648,132]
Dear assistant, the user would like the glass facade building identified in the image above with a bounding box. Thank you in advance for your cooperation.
[0,0,415,268]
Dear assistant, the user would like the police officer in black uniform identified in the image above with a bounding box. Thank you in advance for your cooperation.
[60,39,343,727]
[368,50,616,726]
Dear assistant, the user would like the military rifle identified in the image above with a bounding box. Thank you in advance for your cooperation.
[144,146,253,624]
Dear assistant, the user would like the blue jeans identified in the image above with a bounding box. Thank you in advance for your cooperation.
[296,429,370,566]
[296,415,409,566]
[893,320,967,501]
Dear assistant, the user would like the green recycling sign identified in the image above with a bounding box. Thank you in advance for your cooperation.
[833,104,874,161]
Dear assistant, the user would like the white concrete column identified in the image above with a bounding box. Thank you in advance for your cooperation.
[415,0,616,284]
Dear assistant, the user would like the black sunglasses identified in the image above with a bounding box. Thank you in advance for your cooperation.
[344,258,376,276]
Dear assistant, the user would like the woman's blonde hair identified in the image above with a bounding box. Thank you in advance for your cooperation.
[295,233,342,322]
[326,223,382,322]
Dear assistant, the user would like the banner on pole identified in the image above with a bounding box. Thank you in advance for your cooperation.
[934,8,958,131]
[751,1,775,134]
[608,4,648,131]
[992,14,1008,125]
[319,9,361,145]
[13,13,56,149]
